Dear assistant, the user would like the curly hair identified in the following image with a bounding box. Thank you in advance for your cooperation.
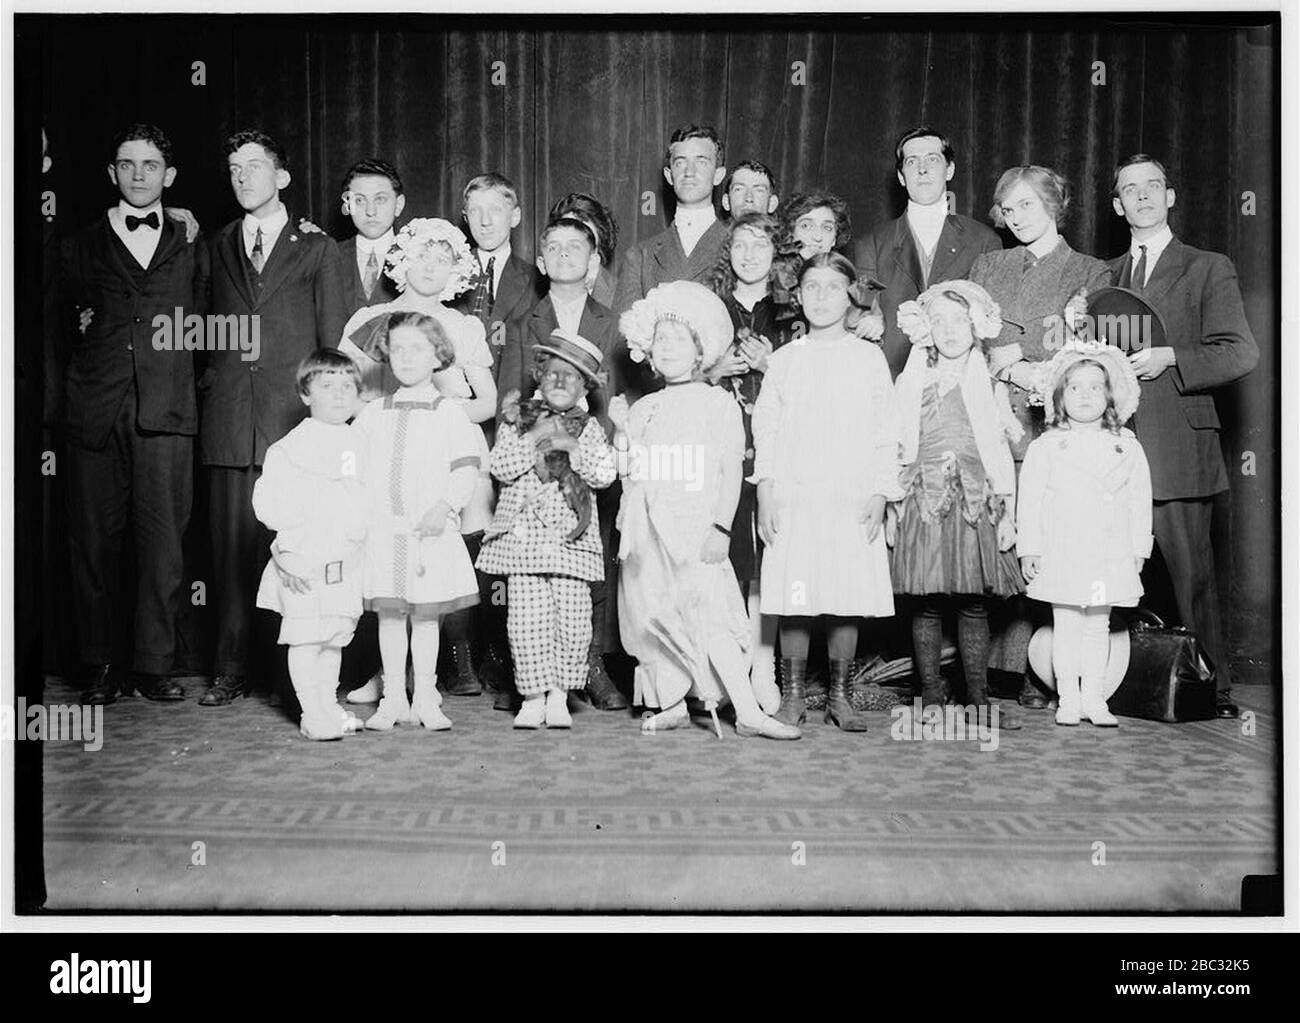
[110,123,174,166]
[1048,358,1122,434]
[224,129,288,170]
[708,212,782,299]
[779,191,853,256]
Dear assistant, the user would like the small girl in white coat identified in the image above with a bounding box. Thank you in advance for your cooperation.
[1017,341,1152,726]
[253,350,368,740]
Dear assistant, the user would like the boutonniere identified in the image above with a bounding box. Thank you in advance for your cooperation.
[289,234,298,243]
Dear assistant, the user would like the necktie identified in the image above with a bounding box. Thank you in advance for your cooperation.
[470,255,496,322]
[363,249,379,299]
[1131,244,1148,293]
[251,227,265,274]
[126,211,159,232]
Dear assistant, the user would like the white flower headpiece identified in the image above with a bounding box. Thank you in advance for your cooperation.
[385,218,477,302]
[617,280,734,372]
[897,279,1003,348]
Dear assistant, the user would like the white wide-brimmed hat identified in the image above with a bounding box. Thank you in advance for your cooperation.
[618,280,735,372]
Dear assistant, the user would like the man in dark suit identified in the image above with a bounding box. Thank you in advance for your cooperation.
[1108,154,1259,718]
[60,123,210,704]
[337,157,404,317]
[613,124,731,399]
[856,125,1002,378]
[450,172,546,383]
[198,129,347,706]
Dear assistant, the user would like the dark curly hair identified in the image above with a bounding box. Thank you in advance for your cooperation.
[109,123,174,167]
[779,191,853,258]
[708,212,783,299]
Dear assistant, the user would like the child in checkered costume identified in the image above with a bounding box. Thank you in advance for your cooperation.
[477,330,617,728]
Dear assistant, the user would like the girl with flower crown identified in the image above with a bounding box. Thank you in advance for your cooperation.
[1018,342,1152,727]
[611,280,799,739]
[751,253,902,733]
[338,218,497,700]
[890,280,1025,718]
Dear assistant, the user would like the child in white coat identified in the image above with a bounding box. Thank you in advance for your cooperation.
[1017,341,1152,726]
[253,350,368,740]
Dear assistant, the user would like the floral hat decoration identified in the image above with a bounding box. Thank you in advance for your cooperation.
[618,280,735,373]
[384,217,478,302]
[1039,339,1142,426]
[896,279,1003,348]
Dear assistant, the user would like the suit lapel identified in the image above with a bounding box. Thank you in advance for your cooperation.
[927,216,966,284]
[218,222,256,309]
[890,216,923,292]
[577,296,614,355]
[144,217,185,274]
[252,218,301,309]
[493,256,529,322]
[99,215,144,292]
[1141,237,1186,304]
[651,227,686,277]
[682,220,727,279]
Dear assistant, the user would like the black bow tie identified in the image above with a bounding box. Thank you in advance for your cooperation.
[125,211,159,232]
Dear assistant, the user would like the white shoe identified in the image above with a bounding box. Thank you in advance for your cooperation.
[366,686,412,731]
[1055,677,1082,726]
[339,706,364,734]
[1080,677,1118,727]
[412,679,452,730]
[544,689,572,729]
[640,701,689,734]
[346,673,382,704]
[736,714,801,740]
[514,696,546,729]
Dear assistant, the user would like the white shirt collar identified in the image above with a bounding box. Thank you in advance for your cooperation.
[1131,224,1173,264]
[357,229,394,259]
[674,205,717,231]
[479,244,510,270]
[114,199,163,228]
[906,197,949,228]
[243,203,289,239]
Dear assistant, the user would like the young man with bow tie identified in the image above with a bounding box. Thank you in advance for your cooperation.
[59,123,210,705]
[198,128,348,707]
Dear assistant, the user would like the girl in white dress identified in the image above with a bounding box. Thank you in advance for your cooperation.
[753,252,904,732]
[350,311,484,731]
[615,281,799,739]
[1017,341,1151,727]
[338,218,497,698]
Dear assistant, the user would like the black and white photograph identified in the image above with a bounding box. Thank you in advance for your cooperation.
[5,0,1293,939]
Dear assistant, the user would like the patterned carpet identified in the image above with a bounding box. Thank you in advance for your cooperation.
[40,676,1276,913]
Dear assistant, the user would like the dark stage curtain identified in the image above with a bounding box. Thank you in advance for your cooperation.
[21,13,1279,680]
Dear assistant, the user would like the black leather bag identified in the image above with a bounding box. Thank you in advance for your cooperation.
[1110,609,1217,722]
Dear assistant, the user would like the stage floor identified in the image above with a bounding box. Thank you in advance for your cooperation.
[40,677,1277,914]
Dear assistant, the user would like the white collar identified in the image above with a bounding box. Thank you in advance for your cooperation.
[357,229,394,257]
[1131,224,1173,260]
[479,245,510,269]
[114,199,163,228]
[906,198,949,227]
[674,205,717,229]
[243,203,288,237]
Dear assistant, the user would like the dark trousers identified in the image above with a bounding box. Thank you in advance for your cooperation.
[65,387,192,675]
[208,463,272,678]
[1151,495,1226,689]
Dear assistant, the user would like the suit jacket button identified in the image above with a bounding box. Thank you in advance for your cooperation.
[126,344,133,351]
[249,365,259,373]
[133,316,143,323]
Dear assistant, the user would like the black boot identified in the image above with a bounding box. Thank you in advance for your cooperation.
[775,658,807,727]
[825,658,870,732]
[1018,674,1052,709]
[584,649,628,711]
[444,641,482,696]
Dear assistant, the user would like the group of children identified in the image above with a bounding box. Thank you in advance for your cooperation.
[254,177,1153,740]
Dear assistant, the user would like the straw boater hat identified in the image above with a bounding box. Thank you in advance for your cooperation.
[384,217,478,302]
[618,280,735,373]
[532,328,605,387]
[896,278,1004,345]
[1038,339,1142,426]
